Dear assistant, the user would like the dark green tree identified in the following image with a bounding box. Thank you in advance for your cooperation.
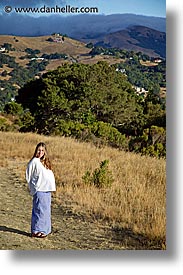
[16,62,142,135]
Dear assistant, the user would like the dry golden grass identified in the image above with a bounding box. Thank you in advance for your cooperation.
[140,60,158,66]
[0,35,126,71]
[0,35,89,56]
[0,65,12,80]
[0,131,166,242]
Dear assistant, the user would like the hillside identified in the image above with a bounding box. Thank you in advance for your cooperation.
[0,33,166,161]
[0,25,166,61]
[0,32,166,81]
[0,35,87,54]
[0,131,166,249]
[82,25,166,58]
[0,34,125,72]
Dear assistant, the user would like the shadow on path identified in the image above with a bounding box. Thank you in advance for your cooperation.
[0,225,30,237]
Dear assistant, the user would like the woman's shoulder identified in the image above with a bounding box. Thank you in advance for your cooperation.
[28,157,40,166]
[32,157,40,162]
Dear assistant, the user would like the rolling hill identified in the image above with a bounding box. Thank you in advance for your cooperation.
[82,25,166,58]
[0,34,128,73]
[0,23,166,74]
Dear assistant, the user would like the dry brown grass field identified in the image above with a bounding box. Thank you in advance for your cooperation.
[0,35,88,54]
[0,131,166,246]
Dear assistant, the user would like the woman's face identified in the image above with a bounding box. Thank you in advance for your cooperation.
[36,146,45,159]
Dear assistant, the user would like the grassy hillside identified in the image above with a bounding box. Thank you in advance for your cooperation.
[0,35,124,72]
[0,35,88,54]
[0,131,166,247]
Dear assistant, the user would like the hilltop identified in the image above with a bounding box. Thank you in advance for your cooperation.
[0,35,87,55]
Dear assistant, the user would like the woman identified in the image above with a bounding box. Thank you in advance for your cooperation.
[26,142,56,238]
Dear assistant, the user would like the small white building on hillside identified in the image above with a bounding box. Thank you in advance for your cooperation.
[0,47,5,52]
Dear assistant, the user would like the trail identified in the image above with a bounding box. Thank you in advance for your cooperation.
[0,161,159,250]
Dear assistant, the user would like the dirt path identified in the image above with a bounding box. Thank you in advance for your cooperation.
[0,161,160,250]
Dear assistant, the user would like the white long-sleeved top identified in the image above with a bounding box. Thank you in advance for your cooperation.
[26,157,56,196]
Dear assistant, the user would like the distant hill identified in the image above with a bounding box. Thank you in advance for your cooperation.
[0,13,166,38]
[0,13,166,58]
[82,25,166,58]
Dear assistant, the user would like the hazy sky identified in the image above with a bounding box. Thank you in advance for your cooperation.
[85,0,166,17]
[0,0,166,17]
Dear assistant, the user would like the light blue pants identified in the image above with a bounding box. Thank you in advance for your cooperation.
[31,191,51,235]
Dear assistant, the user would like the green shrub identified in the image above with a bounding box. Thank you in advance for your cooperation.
[0,117,9,131]
[91,121,128,149]
[51,119,128,150]
[19,111,35,132]
[82,159,114,188]
[129,125,166,158]
[53,119,86,137]
[4,102,23,115]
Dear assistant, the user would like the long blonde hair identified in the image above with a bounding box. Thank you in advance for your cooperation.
[33,142,52,170]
